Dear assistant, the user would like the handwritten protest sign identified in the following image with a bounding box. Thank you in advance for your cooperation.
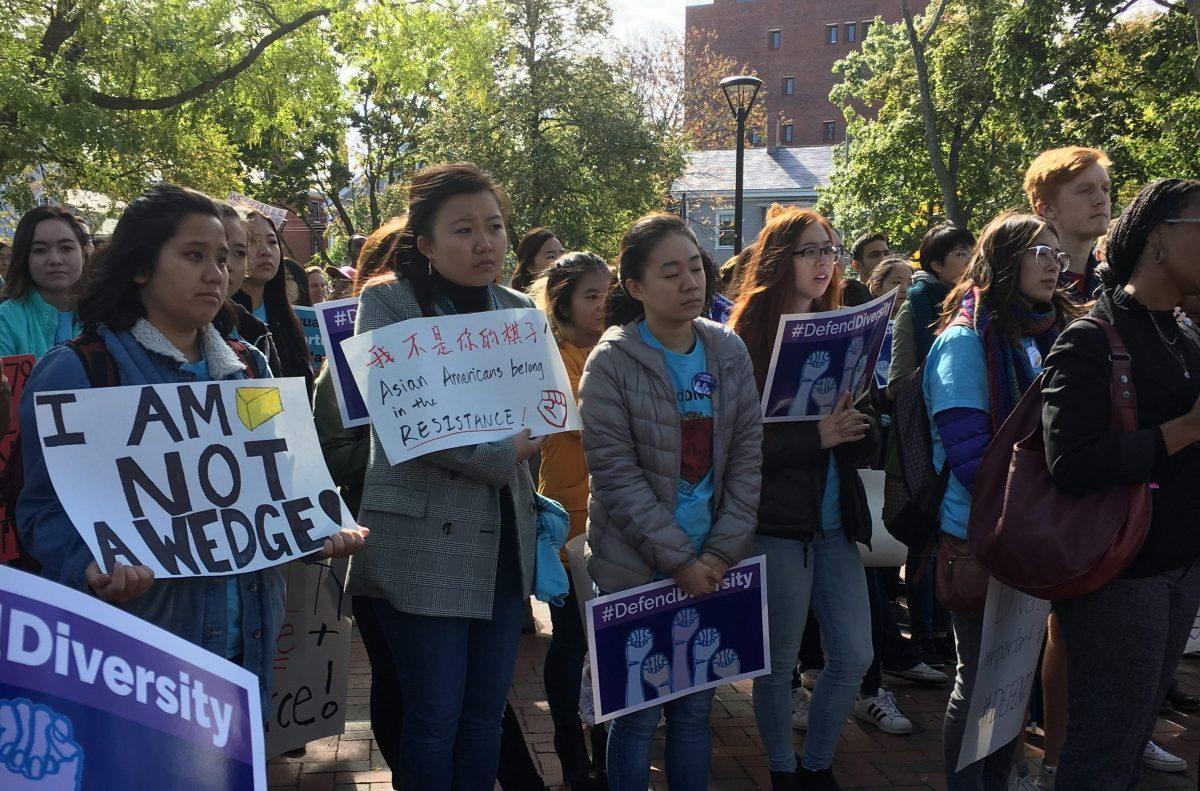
[32,378,354,578]
[294,306,326,373]
[0,354,34,564]
[265,559,351,756]
[585,557,769,722]
[315,298,369,430]
[341,307,580,465]
[761,289,896,421]
[0,564,266,790]
[227,193,288,228]
[957,577,1051,771]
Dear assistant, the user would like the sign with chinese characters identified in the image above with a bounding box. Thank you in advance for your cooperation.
[340,308,580,465]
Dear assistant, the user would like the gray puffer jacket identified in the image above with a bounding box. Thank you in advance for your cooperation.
[580,318,764,593]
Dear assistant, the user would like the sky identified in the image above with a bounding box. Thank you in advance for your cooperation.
[609,0,696,43]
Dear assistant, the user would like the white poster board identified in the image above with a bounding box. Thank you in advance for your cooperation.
[265,559,352,756]
[32,379,354,577]
[341,308,580,465]
[957,577,1051,771]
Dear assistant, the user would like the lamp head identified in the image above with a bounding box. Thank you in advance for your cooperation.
[720,75,764,117]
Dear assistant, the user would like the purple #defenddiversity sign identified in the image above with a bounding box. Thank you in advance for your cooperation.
[761,289,896,422]
[585,557,769,722]
[314,297,370,429]
[0,565,265,791]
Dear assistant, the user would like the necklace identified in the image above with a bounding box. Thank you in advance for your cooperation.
[1149,312,1191,380]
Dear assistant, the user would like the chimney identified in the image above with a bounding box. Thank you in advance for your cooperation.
[769,111,787,154]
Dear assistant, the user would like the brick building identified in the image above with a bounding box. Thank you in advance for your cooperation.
[686,0,926,147]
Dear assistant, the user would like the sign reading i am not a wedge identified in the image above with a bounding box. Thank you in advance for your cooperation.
[32,378,354,578]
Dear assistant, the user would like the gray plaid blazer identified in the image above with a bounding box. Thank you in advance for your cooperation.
[345,276,537,618]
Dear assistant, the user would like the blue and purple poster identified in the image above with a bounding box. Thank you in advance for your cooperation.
[313,297,369,429]
[874,320,895,391]
[584,557,769,722]
[293,306,326,373]
[761,289,896,422]
[0,565,265,790]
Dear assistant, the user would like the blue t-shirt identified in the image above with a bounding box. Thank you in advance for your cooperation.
[639,322,715,554]
[821,458,841,533]
[252,302,268,325]
[54,311,75,345]
[924,326,1042,539]
[180,353,243,660]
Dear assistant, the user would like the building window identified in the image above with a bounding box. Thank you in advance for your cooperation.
[846,23,856,43]
[826,24,838,44]
[717,211,737,249]
[782,123,794,143]
[823,120,837,140]
[862,21,872,40]
[769,29,781,49]
[783,76,795,96]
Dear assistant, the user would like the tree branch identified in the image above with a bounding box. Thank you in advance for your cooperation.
[87,8,330,111]
[920,0,953,50]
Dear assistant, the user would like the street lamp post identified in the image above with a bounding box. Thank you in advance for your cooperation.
[720,75,763,255]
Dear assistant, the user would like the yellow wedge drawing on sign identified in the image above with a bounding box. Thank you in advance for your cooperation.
[236,386,283,430]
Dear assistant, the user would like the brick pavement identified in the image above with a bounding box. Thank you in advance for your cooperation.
[269,601,1200,791]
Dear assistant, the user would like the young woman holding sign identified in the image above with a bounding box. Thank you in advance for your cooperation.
[729,207,878,791]
[530,251,613,791]
[231,211,313,391]
[0,206,87,358]
[16,184,367,710]
[925,213,1079,790]
[349,163,545,791]
[580,213,762,791]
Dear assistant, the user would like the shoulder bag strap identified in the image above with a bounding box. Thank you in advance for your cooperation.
[1073,315,1137,433]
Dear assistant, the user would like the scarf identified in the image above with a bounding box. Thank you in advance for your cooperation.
[906,274,952,361]
[951,286,1059,431]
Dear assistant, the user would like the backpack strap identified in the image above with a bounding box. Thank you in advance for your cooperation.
[225,338,260,379]
[66,332,120,388]
[1072,315,1137,434]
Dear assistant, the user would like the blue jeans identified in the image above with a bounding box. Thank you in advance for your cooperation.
[606,687,716,791]
[372,521,526,791]
[753,532,873,772]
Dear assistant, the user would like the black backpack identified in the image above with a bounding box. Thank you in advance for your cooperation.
[883,365,949,554]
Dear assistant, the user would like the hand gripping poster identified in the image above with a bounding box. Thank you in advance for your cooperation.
[340,308,580,465]
[761,289,897,421]
[585,557,769,722]
[31,378,354,578]
[0,565,266,790]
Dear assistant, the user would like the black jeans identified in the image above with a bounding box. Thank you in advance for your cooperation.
[1055,563,1200,790]
[545,587,588,735]
[862,567,922,694]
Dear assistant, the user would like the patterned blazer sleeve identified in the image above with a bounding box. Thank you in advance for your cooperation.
[355,279,523,488]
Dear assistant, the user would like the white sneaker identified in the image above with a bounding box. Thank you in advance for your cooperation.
[852,688,913,735]
[791,687,810,730]
[800,668,821,691]
[1142,740,1187,773]
[1008,763,1036,791]
[884,661,949,685]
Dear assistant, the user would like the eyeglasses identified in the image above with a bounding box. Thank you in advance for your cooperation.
[1027,244,1071,273]
[793,245,844,264]
[1164,218,1200,225]
[947,248,972,259]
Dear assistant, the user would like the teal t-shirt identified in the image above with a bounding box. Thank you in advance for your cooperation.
[821,458,841,533]
[54,311,75,345]
[639,322,715,554]
[180,353,243,660]
[924,325,1043,539]
[252,302,268,325]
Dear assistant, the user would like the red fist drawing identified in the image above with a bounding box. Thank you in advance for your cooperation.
[538,389,569,428]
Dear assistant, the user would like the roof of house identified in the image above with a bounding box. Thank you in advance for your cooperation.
[672,145,837,195]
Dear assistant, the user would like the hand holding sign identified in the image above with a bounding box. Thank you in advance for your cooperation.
[514,428,545,463]
[818,392,869,450]
[673,560,721,597]
[85,560,155,604]
[320,525,369,559]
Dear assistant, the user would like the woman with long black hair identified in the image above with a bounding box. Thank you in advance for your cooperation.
[232,212,313,390]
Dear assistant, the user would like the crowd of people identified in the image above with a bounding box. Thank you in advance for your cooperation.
[0,146,1198,791]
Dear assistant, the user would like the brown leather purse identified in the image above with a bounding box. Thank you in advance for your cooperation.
[936,533,989,616]
[968,316,1152,601]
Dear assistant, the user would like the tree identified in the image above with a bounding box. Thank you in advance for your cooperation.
[420,0,688,258]
[2,0,338,206]
[620,28,768,150]
[820,0,1200,251]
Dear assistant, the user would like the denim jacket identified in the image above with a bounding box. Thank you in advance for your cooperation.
[17,320,284,709]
